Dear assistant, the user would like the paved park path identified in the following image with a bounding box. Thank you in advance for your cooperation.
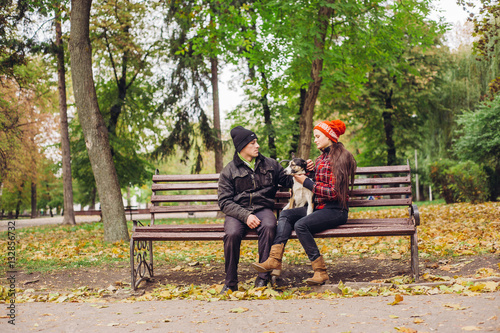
[6,292,500,332]
[0,212,216,231]
[2,215,499,332]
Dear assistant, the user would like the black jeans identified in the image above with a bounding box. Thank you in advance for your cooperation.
[274,202,348,262]
[223,208,276,286]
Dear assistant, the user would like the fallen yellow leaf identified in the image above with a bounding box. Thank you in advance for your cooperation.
[388,294,404,305]
[229,307,249,313]
[444,303,468,310]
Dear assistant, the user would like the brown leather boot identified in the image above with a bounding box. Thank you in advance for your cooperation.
[252,244,284,273]
[305,256,329,285]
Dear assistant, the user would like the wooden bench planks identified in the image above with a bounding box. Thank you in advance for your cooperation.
[130,162,420,290]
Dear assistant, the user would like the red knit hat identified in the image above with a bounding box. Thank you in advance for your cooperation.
[313,119,346,143]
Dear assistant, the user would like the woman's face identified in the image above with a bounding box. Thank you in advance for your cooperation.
[313,129,333,150]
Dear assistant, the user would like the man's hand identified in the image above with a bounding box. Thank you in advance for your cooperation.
[246,214,261,229]
[306,159,314,171]
[293,174,307,184]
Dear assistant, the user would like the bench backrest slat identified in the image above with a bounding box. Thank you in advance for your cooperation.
[152,183,219,191]
[153,174,220,182]
[355,165,410,174]
[350,186,412,197]
[149,164,413,225]
[353,176,410,186]
[349,198,412,207]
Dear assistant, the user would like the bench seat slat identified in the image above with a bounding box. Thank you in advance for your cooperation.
[135,218,412,233]
[132,226,415,241]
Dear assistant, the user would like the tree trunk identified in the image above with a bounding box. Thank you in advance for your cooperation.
[90,187,96,210]
[56,6,76,225]
[69,0,129,242]
[383,90,397,166]
[15,186,22,219]
[211,57,223,173]
[296,3,333,159]
[31,182,37,218]
[290,88,306,158]
[260,72,276,159]
[107,60,127,136]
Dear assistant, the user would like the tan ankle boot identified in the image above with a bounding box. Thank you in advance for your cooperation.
[305,256,329,285]
[252,244,284,273]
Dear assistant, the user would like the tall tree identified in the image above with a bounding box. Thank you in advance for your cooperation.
[54,3,75,224]
[156,0,253,171]
[69,0,129,242]
[0,58,58,217]
[322,0,444,166]
[295,1,334,159]
[240,0,389,159]
[459,0,500,98]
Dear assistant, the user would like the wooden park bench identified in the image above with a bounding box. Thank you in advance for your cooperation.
[130,163,420,290]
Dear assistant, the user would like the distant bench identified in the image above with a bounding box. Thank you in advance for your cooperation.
[75,207,150,220]
[130,164,420,290]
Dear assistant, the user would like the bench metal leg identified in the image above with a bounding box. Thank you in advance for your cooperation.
[130,237,154,290]
[410,231,419,282]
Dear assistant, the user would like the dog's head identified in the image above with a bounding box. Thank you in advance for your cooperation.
[284,158,308,175]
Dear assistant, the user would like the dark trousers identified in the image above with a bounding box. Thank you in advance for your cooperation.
[223,208,276,286]
[274,202,348,262]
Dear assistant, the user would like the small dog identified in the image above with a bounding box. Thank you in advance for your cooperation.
[283,157,314,215]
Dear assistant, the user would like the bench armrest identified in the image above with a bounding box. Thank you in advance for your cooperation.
[132,219,149,231]
[409,204,420,226]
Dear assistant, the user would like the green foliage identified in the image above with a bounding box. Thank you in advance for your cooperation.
[429,159,458,204]
[454,95,500,164]
[226,93,300,161]
[448,161,490,204]
[330,0,446,166]
[454,95,500,200]
[430,159,489,204]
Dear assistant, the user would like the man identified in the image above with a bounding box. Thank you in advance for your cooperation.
[218,126,293,293]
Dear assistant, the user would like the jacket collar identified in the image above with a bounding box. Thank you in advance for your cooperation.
[233,151,264,168]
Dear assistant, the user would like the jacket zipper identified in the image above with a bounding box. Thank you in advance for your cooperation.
[249,173,255,207]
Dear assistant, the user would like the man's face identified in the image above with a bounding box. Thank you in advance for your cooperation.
[240,139,260,159]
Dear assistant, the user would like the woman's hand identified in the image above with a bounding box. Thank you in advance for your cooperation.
[293,174,307,184]
[306,159,314,171]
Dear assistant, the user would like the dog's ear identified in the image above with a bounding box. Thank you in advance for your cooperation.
[291,152,296,159]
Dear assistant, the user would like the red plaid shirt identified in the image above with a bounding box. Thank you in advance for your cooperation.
[311,149,338,209]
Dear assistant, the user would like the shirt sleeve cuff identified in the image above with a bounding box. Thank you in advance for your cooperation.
[303,178,314,191]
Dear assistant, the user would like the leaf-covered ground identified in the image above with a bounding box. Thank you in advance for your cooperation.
[0,202,499,303]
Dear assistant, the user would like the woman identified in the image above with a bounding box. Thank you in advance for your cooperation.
[252,119,357,285]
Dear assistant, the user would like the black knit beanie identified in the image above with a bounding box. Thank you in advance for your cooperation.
[230,126,257,152]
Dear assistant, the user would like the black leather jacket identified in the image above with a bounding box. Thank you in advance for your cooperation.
[218,152,293,222]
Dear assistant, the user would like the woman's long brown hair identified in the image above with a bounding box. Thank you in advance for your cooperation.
[328,142,357,210]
